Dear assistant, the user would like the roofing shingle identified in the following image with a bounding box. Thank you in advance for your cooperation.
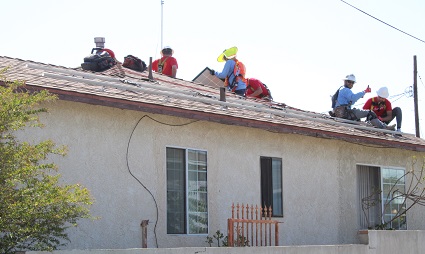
[1,56,424,151]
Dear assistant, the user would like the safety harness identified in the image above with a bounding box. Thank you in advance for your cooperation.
[370,97,387,113]
[157,57,169,74]
[225,59,246,91]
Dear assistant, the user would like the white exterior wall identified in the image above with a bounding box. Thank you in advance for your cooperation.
[20,100,425,250]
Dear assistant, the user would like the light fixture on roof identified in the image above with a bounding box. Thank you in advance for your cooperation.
[94,37,105,48]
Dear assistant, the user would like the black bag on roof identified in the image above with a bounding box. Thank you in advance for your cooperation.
[81,48,116,72]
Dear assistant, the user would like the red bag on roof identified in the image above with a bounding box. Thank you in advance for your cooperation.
[122,55,146,72]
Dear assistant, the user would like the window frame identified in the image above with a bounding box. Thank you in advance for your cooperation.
[260,156,283,217]
[380,167,406,230]
[357,164,407,230]
[166,146,208,235]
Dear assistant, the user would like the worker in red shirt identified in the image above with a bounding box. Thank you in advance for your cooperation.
[245,78,272,100]
[363,86,402,132]
[151,46,178,78]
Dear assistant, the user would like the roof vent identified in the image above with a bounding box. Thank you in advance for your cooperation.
[94,37,105,48]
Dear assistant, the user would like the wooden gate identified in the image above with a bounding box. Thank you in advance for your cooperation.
[227,203,280,247]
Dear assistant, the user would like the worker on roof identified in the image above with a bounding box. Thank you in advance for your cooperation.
[245,78,272,100]
[209,46,247,96]
[151,46,178,78]
[363,87,403,132]
[333,74,395,130]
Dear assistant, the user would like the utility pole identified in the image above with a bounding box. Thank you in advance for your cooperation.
[413,55,420,138]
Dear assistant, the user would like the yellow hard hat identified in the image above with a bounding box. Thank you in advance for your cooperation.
[217,46,238,62]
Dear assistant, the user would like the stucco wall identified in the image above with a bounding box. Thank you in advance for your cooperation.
[19,100,425,250]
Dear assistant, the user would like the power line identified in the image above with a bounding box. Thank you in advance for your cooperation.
[389,90,410,100]
[340,0,425,44]
[390,93,405,103]
[351,86,412,108]
[418,72,425,90]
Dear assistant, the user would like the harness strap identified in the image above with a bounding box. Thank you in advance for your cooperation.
[224,59,247,91]
[370,97,386,112]
[224,61,237,88]
[158,57,169,73]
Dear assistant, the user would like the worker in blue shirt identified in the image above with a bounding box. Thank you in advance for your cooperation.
[209,46,247,96]
[334,74,395,130]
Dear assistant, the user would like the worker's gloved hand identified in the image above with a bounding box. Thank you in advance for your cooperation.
[210,69,215,75]
[364,86,371,93]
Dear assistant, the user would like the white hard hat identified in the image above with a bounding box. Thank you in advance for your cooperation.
[344,74,356,83]
[376,87,389,98]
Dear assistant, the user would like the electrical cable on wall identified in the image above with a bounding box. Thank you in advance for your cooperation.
[126,114,199,248]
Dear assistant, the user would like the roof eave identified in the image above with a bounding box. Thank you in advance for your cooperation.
[23,85,425,153]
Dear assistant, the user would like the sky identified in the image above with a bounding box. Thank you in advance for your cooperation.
[1,0,424,136]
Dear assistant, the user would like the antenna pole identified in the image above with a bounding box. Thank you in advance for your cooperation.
[161,0,164,49]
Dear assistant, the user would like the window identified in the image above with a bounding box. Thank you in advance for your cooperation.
[166,147,208,234]
[260,157,283,217]
[358,165,406,230]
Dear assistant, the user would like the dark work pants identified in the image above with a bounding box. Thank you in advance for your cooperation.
[384,107,402,129]
[234,89,246,97]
